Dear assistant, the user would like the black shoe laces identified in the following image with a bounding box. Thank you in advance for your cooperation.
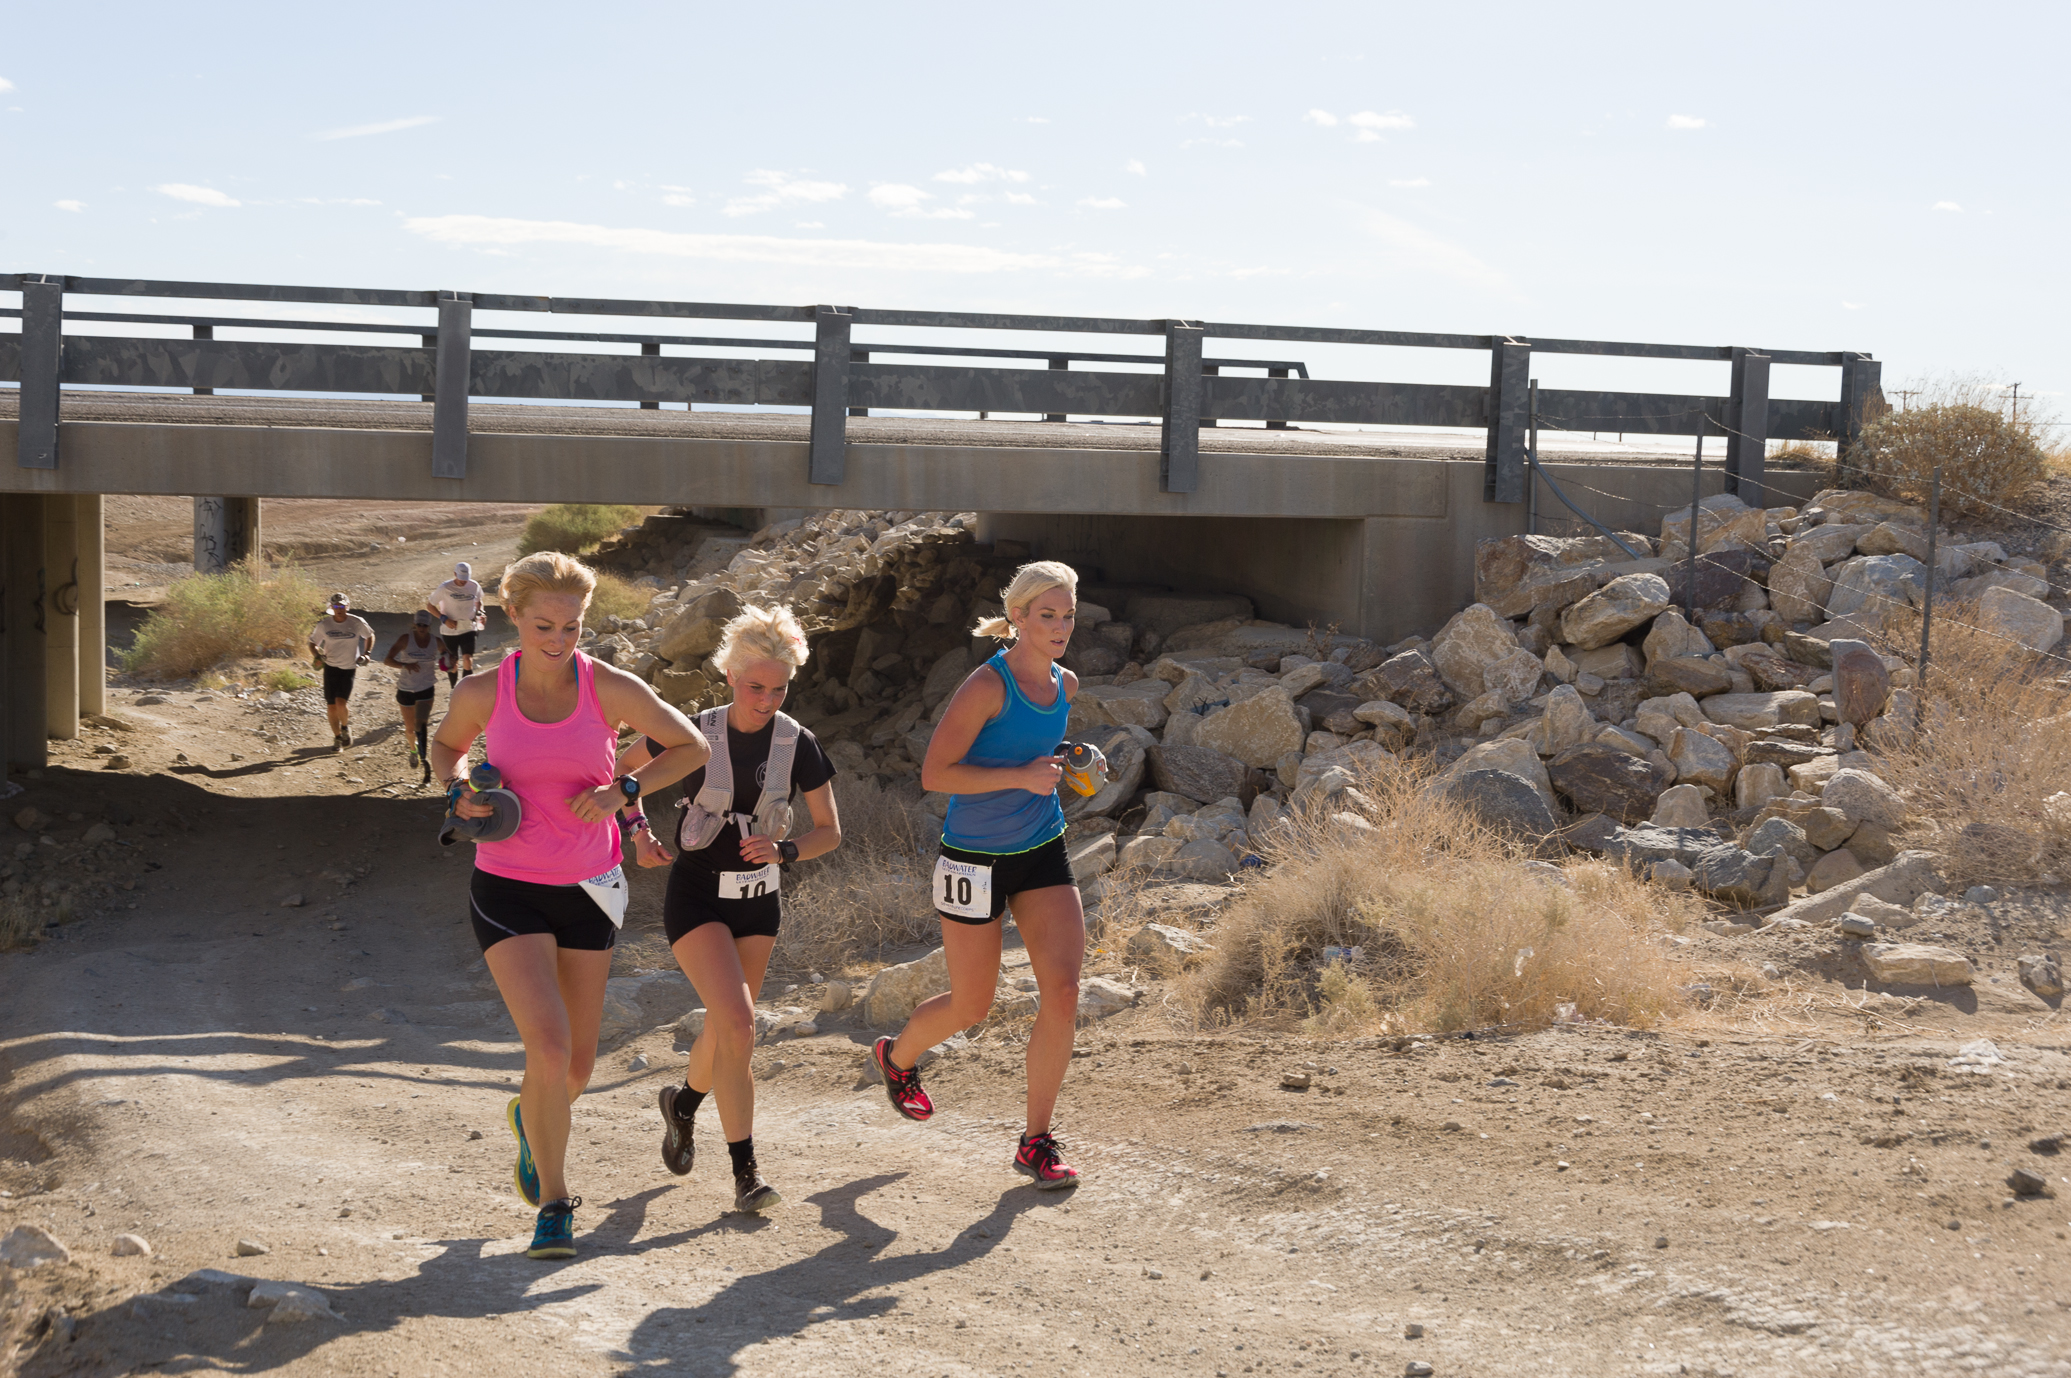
[541,1195,581,1217]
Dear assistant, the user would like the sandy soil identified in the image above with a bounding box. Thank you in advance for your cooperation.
[4,545,2070,1378]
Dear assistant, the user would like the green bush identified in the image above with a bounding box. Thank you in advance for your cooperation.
[1852,402,2047,516]
[517,504,645,557]
[121,561,324,678]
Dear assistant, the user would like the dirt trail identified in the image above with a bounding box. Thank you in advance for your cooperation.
[4,545,2070,1377]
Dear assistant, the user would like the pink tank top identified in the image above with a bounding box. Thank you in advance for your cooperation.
[475,651,621,886]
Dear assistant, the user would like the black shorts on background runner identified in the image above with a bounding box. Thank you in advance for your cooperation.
[395,687,435,707]
[936,834,1075,924]
[468,869,617,953]
[441,631,478,657]
[322,666,356,704]
[662,864,782,943]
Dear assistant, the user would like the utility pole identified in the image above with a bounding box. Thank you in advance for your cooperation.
[2008,382,2021,427]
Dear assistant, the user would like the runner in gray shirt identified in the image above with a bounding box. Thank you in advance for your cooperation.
[383,609,444,784]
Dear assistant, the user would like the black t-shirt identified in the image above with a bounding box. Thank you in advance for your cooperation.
[646,718,836,878]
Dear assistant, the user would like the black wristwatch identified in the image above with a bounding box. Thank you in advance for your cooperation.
[616,775,641,805]
[777,839,799,866]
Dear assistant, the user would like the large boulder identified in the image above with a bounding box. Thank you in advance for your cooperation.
[1645,656,1732,698]
[1977,586,2066,655]
[1650,783,1709,828]
[1194,686,1306,768]
[1767,546,1833,624]
[1820,768,1908,831]
[1430,604,1522,699]
[1667,727,1736,792]
[1445,768,1559,839]
[1823,554,1926,621]
[921,646,972,711]
[1371,649,1456,714]
[1762,850,1945,926]
[1480,649,1546,704]
[1145,743,1249,806]
[1353,698,1416,749]
[1546,743,1670,823]
[1474,533,1632,617]
[1828,639,1892,723]
[1745,815,1819,870]
[1689,845,1789,907]
[1125,593,1254,642]
[1734,761,1789,812]
[1126,922,1213,971]
[1861,943,1972,986]
[1702,690,1822,730]
[1660,546,1773,611]
[1525,684,1595,755]
[1444,736,1557,814]
[1658,493,1768,560]
[1569,643,1644,681]
[1856,521,1930,561]
[1641,609,1715,665]
[861,947,952,1028]
[1560,573,1673,650]
[1073,681,1170,732]
[1801,488,1925,529]
[653,586,744,665]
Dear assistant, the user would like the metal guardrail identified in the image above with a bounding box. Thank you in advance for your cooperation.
[1,272,1881,506]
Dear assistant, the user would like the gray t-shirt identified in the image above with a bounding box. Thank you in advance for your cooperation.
[309,614,375,669]
[391,631,442,692]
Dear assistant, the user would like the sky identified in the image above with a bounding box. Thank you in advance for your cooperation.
[5,1,2068,419]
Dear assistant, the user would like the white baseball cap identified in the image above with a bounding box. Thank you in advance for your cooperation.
[454,561,472,580]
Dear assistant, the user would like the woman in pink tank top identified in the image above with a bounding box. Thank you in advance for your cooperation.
[430,552,708,1260]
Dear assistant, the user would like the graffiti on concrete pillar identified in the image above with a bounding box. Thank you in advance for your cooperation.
[53,558,79,619]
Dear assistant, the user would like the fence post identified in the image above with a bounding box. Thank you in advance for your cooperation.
[1724,347,1770,508]
[1918,464,1941,696]
[420,334,436,403]
[17,275,62,471]
[1685,424,1704,623]
[1161,321,1205,494]
[1201,364,1219,428]
[192,323,215,396]
[1044,357,1067,423]
[1527,379,1539,535]
[1266,365,1290,430]
[1836,353,1882,486]
[1483,338,1530,503]
[640,340,661,410]
[849,349,870,417]
[431,292,472,481]
[808,305,853,485]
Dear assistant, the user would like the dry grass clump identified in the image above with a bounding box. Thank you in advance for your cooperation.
[0,894,37,953]
[778,776,939,971]
[1875,620,2071,885]
[119,559,322,678]
[1851,379,2050,516]
[585,568,650,624]
[517,503,646,558]
[1181,761,1701,1034]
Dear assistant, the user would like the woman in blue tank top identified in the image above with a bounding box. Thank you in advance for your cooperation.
[869,560,1087,1189]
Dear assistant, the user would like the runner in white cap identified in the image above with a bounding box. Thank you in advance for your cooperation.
[428,561,486,688]
[383,609,443,784]
[308,593,375,751]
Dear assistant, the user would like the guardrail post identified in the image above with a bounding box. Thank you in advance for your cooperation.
[1045,357,1067,422]
[1835,353,1881,487]
[420,335,436,403]
[431,292,472,480]
[1483,337,1531,502]
[640,341,661,409]
[809,305,853,485]
[192,324,214,395]
[17,275,62,471]
[2,494,48,770]
[849,349,870,417]
[1201,364,1219,428]
[1723,348,1771,508]
[1161,321,1205,494]
[1266,366,1290,429]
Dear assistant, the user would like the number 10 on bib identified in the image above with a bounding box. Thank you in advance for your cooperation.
[933,855,992,920]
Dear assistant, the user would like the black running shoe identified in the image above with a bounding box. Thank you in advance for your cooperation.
[733,1163,782,1214]
[658,1083,696,1176]
[872,1036,933,1122]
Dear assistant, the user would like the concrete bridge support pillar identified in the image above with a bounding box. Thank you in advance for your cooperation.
[3,494,49,772]
[193,496,261,574]
[77,495,106,717]
[44,496,79,741]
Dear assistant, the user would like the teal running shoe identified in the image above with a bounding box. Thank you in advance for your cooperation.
[527,1196,580,1260]
[506,1095,540,1207]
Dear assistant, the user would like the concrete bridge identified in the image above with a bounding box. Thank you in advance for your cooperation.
[1,273,1879,771]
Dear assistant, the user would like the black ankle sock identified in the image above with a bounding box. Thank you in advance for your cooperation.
[673,1084,706,1122]
[727,1137,756,1176]
[447,671,459,687]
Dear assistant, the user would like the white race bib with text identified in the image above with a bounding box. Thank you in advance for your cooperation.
[933,855,993,920]
[718,863,780,901]
[578,865,629,929]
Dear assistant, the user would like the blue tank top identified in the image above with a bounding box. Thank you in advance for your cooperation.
[941,650,1070,854]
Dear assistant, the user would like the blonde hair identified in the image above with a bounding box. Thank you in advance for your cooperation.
[716,603,811,677]
[498,551,595,617]
[973,560,1078,640]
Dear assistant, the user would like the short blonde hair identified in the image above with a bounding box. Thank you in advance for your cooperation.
[716,603,810,677]
[499,551,595,618]
[973,560,1078,640]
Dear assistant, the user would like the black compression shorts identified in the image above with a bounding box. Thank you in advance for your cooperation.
[468,869,618,953]
[322,666,356,704]
[441,631,478,657]
[662,861,782,943]
[395,687,435,706]
[936,833,1075,925]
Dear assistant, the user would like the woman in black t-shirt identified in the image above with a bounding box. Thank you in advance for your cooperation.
[617,604,840,1214]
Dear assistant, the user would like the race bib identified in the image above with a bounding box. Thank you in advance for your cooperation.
[933,855,993,920]
[718,863,780,901]
[578,864,629,929]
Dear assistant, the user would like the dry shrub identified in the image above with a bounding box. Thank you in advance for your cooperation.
[1851,379,2049,516]
[518,503,646,557]
[119,559,322,678]
[1181,761,1700,1034]
[585,568,650,623]
[1875,618,2071,885]
[777,776,938,972]
[0,894,37,953]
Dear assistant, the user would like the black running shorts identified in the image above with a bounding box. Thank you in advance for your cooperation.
[469,869,618,953]
[936,833,1075,925]
[663,861,781,944]
[441,631,478,657]
[395,687,436,707]
[322,666,356,704]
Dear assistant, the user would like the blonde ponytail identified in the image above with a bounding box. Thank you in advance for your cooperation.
[972,560,1078,640]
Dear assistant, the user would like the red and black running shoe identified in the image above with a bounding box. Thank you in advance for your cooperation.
[871,1036,933,1122]
[1014,1131,1081,1190]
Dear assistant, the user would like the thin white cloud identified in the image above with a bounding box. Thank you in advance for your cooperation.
[725,169,848,217]
[1842,301,1864,310]
[155,183,240,208]
[1124,159,1147,175]
[315,115,439,141]
[1304,109,1339,127]
[402,213,1084,274]
[1364,210,1505,292]
[53,199,84,212]
[794,221,824,229]
[868,183,974,219]
[1666,114,1707,130]
[1078,196,1126,210]
[662,193,694,207]
[0,78,14,94]
[1933,200,1963,212]
[1349,110,1414,142]
[1003,191,1038,205]
[1389,177,1431,188]
[1186,113,1250,128]
[934,163,1030,184]
[297,196,381,206]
